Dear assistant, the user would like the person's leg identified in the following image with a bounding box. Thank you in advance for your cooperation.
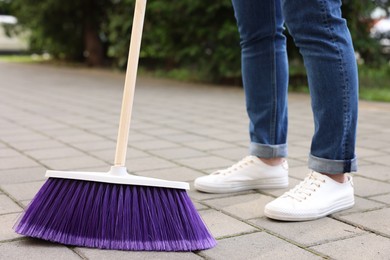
[265,0,358,221]
[283,0,358,174]
[233,0,289,159]
[194,0,289,193]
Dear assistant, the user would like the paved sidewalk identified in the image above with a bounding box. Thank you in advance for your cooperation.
[0,61,390,259]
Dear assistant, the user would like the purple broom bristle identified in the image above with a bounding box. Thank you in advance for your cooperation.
[14,178,217,251]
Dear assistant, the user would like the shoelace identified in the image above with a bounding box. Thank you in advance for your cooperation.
[284,172,326,202]
[211,156,256,176]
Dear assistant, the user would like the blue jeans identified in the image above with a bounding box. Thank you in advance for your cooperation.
[231,0,358,173]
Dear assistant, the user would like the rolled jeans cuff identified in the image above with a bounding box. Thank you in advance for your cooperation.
[250,142,287,158]
[309,154,357,174]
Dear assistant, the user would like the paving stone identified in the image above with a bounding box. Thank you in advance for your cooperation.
[364,155,390,167]
[31,122,70,132]
[199,232,321,260]
[126,156,177,172]
[160,133,207,143]
[186,179,255,199]
[40,156,108,171]
[249,217,365,247]
[199,209,258,239]
[71,165,114,173]
[7,139,66,151]
[0,239,81,260]
[0,195,23,214]
[185,140,236,151]
[285,158,307,168]
[1,180,45,201]
[358,138,390,150]
[213,132,249,143]
[20,200,32,207]
[130,139,181,150]
[0,156,41,171]
[76,248,202,260]
[69,140,116,152]
[91,148,149,162]
[259,177,301,198]
[0,127,31,137]
[126,148,151,158]
[193,201,209,211]
[353,176,390,197]
[24,147,86,160]
[356,164,390,181]
[208,147,249,161]
[288,139,311,149]
[175,156,234,171]
[138,167,204,182]
[339,207,390,237]
[0,133,49,144]
[0,213,22,241]
[289,127,314,138]
[142,127,183,136]
[288,165,311,180]
[333,196,386,216]
[193,127,238,138]
[357,160,376,167]
[204,193,275,220]
[0,148,23,158]
[2,62,390,260]
[311,233,390,260]
[370,193,390,205]
[149,147,207,160]
[87,126,118,138]
[0,167,47,184]
[288,145,310,159]
[130,121,162,131]
[355,147,387,158]
[55,133,109,144]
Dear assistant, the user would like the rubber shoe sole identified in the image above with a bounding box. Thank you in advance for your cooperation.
[264,195,354,221]
[194,176,289,194]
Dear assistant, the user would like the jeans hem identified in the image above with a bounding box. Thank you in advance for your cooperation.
[250,142,287,158]
[308,154,357,174]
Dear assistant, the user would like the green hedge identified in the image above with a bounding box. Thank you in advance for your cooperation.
[5,0,387,83]
[105,0,241,83]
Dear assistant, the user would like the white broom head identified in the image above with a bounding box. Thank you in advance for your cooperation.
[46,166,190,190]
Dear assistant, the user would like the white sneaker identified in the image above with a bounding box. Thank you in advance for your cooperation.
[264,171,354,221]
[194,155,288,193]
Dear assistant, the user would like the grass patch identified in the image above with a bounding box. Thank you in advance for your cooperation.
[2,55,389,102]
[289,63,390,102]
[359,88,390,102]
[357,64,390,102]
[0,54,51,63]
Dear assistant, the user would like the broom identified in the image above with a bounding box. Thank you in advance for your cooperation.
[14,0,216,251]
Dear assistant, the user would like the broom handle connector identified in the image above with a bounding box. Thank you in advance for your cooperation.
[114,0,147,166]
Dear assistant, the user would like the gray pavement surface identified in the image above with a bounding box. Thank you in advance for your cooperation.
[0,61,389,259]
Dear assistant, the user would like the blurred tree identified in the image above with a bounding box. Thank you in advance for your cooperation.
[105,0,241,83]
[374,0,390,15]
[6,0,387,80]
[9,0,111,66]
[342,0,386,66]
[0,0,11,14]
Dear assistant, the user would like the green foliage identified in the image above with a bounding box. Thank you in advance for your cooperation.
[105,0,241,83]
[8,0,111,62]
[0,0,11,14]
[342,0,387,66]
[9,0,81,59]
[5,0,388,83]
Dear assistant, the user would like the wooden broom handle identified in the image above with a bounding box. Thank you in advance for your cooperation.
[114,0,147,166]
